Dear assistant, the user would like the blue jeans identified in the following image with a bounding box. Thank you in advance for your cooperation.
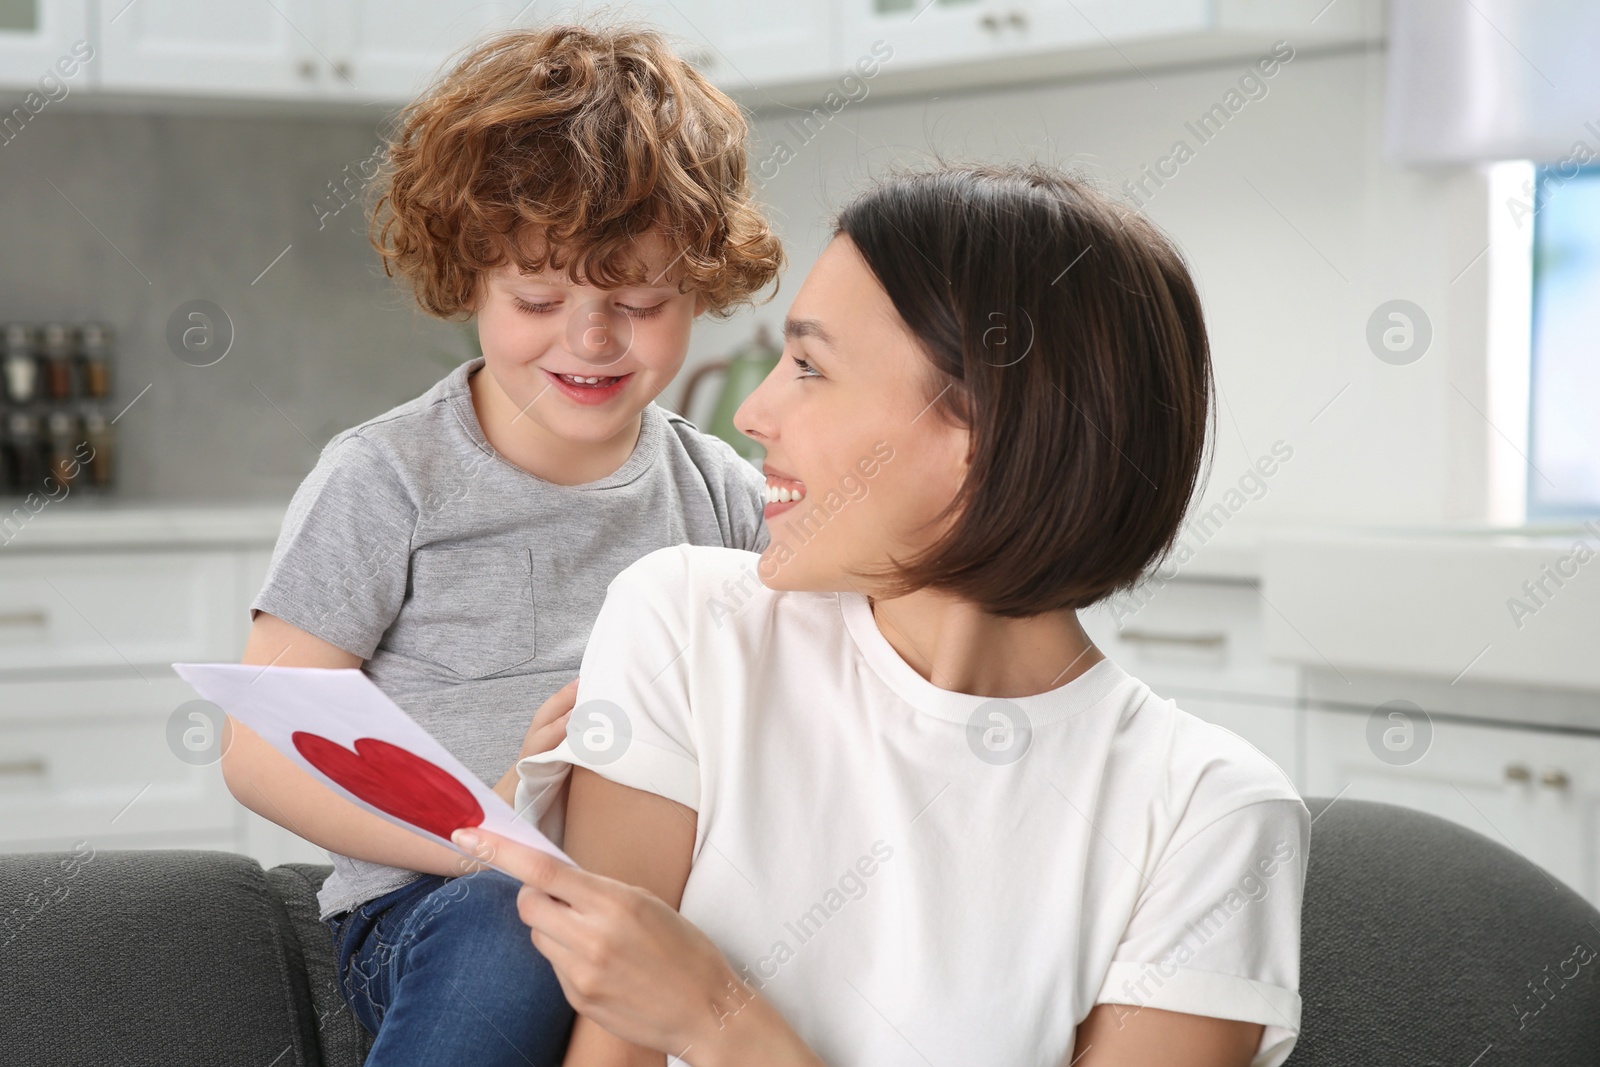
[323,869,575,1066]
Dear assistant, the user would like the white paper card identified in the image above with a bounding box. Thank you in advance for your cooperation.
[173,662,573,868]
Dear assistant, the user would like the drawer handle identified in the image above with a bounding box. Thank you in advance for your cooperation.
[0,757,47,777]
[0,610,48,628]
[1119,629,1227,649]
[1541,768,1570,789]
[1505,763,1532,783]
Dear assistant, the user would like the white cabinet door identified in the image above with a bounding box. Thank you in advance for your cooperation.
[0,0,88,86]
[0,549,241,672]
[96,0,328,98]
[838,0,1208,72]
[0,675,237,851]
[324,0,526,104]
[1079,578,1295,703]
[544,1,834,91]
[657,0,835,90]
[1303,708,1600,906]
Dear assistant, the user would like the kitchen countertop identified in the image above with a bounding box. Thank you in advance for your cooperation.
[2,497,1274,576]
[0,500,289,551]
[1260,520,1600,692]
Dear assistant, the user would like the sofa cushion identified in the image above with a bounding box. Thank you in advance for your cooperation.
[0,848,320,1067]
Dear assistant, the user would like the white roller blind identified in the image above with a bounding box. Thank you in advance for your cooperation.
[1384,0,1600,165]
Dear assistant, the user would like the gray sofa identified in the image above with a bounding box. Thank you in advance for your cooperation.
[3,798,1600,1066]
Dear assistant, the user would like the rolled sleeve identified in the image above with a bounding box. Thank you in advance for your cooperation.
[1093,796,1311,1067]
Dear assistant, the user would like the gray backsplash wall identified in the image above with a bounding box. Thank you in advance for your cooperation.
[2,109,494,502]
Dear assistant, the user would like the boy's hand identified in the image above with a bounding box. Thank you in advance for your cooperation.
[519,675,581,761]
[490,676,580,809]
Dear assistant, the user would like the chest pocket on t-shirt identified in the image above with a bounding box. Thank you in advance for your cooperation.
[391,545,537,680]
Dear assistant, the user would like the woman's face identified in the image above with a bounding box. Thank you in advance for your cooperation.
[736,234,971,593]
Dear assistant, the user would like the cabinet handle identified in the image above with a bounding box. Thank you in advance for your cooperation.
[1505,763,1532,783]
[1541,768,1570,789]
[297,59,317,80]
[0,757,47,777]
[1118,629,1226,649]
[979,13,1001,31]
[1008,9,1029,30]
[332,60,353,81]
[0,610,47,628]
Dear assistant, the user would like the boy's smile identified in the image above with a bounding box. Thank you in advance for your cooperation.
[542,369,634,406]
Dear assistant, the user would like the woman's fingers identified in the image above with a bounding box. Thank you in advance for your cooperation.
[452,826,587,903]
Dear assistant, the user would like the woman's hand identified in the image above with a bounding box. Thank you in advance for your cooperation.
[490,677,579,808]
[452,825,824,1067]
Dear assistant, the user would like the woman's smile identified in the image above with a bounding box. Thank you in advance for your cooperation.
[762,464,808,519]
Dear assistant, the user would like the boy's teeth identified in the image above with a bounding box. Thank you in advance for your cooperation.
[558,373,615,385]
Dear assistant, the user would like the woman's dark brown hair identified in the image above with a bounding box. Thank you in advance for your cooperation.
[836,162,1214,617]
[369,22,784,319]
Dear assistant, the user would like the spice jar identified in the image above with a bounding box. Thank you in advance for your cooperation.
[80,323,113,400]
[6,413,47,493]
[46,411,81,489]
[81,408,114,489]
[3,324,39,405]
[41,322,77,401]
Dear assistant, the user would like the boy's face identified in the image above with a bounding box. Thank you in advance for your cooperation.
[471,230,706,446]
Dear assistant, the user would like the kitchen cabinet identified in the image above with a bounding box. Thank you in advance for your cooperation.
[0,674,238,851]
[0,548,239,672]
[830,0,1380,104]
[95,0,328,99]
[5,0,1382,108]
[0,507,326,869]
[94,0,525,103]
[839,0,1210,72]
[545,0,836,93]
[1303,705,1600,906]
[92,0,832,105]
[320,0,530,104]
[0,0,88,84]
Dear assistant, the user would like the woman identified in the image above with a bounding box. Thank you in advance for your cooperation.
[461,162,1310,1067]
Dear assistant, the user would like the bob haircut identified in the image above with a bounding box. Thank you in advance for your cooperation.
[836,162,1214,617]
[369,23,784,319]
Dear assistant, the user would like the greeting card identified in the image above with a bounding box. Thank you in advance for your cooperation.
[173,662,572,868]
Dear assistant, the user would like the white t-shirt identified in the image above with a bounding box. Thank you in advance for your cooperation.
[517,545,1310,1067]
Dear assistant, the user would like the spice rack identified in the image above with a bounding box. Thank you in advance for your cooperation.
[1,323,116,497]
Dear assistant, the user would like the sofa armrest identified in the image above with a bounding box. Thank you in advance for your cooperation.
[266,863,373,1067]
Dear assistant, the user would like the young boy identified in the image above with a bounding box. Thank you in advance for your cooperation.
[222,23,783,1067]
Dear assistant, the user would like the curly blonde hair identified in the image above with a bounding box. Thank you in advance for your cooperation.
[369,23,784,319]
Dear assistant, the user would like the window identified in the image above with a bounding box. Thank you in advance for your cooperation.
[1528,163,1600,519]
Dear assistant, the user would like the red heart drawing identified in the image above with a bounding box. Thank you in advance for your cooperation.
[291,732,484,840]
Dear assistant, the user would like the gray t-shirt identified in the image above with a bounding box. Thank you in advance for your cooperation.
[250,356,770,920]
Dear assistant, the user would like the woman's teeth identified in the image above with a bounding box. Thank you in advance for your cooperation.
[766,482,806,504]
